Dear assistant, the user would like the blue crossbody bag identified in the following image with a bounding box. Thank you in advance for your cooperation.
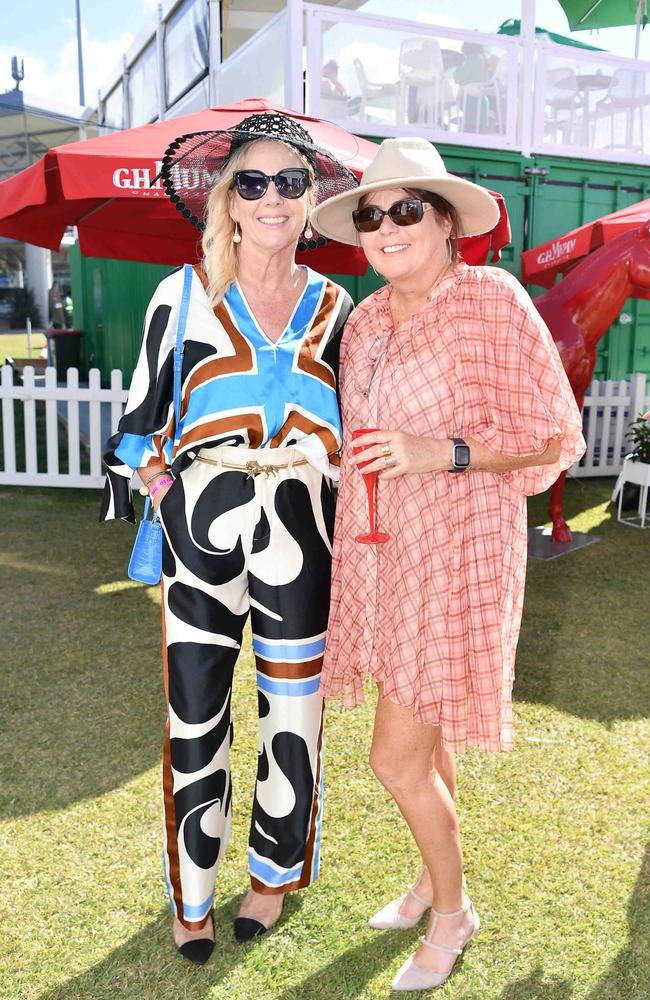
[127,263,193,585]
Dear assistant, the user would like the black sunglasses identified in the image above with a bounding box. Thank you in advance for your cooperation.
[352,198,433,233]
[232,168,311,201]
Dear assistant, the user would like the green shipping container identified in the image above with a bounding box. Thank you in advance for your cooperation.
[69,246,170,383]
[70,144,650,385]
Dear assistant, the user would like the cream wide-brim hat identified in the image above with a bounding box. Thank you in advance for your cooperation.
[310,137,500,246]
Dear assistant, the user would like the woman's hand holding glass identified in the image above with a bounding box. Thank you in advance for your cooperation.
[350,429,453,479]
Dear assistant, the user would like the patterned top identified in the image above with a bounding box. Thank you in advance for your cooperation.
[319,263,586,753]
[101,264,353,522]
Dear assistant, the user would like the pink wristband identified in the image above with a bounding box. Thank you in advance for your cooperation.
[149,475,173,500]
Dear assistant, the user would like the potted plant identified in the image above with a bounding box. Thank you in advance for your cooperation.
[627,414,650,465]
[615,413,650,523]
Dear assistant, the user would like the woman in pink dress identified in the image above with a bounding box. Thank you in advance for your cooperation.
[311,138,585,991]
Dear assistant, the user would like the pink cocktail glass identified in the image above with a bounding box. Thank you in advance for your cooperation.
[352,428,390,545]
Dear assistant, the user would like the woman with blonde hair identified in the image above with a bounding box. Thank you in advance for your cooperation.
[312,137,585,991]
[101,113,357,962]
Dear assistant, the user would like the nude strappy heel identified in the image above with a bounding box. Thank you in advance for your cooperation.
[368,879,432,930]
[368,869,467,931]
[391,898,480,991]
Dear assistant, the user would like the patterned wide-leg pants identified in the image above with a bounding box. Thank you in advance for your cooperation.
[158,446,334,929]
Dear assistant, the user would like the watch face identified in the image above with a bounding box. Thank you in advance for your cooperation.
[454,444,470,468]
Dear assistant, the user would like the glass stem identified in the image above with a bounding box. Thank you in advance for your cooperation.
[364,472,377,533]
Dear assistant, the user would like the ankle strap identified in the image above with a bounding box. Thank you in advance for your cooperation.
[420,936,462,956]
[421,900,473,956]
[408,885,432,908]
[430,899,470,919]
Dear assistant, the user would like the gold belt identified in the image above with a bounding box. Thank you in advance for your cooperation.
[196,454,309,478]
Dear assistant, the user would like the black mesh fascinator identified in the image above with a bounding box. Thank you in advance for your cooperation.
[159,112,359,250]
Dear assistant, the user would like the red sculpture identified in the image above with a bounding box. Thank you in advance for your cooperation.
[532,222,650,541]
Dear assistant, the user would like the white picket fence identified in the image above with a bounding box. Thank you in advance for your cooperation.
[575,373,650,477]
[0,365,126,488]
[0,365,648,488]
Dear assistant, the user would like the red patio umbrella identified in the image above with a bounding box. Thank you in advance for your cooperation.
[522,198,650,287]
[0,97,511,272]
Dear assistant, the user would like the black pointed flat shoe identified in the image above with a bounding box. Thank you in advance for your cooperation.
[177,937,215,966]
[234,916,268,942]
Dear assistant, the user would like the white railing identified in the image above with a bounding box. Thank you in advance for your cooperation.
[305,5,519,150]
[297,2,650,164]
[0,366,127,488]
[533,42,650,165]
[571,373,650,477]
[1,365,648,488]
[213,9,288,108]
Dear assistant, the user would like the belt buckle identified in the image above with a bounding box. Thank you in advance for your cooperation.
[245,459,278,478]
[245,460,262,478]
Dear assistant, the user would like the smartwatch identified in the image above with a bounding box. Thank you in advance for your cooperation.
[449,438,470,473]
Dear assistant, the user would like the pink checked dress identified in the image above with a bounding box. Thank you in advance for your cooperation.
[321,263,586,752]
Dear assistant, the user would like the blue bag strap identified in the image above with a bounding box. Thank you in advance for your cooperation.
[173,263,193,442]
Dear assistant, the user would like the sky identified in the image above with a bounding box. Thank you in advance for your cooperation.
[1,0,648,111]
[0,0,158,108]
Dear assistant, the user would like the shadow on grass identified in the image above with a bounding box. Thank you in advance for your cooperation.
[37,901,240,1000]
[585,841,650,1000]
[277,929,410,1000]
[497,968,573,1000]
[496,840,650,1000]
[518,479,650,727]
[36,893,321,1000]
[1,488,165,818]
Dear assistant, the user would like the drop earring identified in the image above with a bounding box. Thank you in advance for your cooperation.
[445,237,452,263]
[298,222,315,252]
[232,222,241,244]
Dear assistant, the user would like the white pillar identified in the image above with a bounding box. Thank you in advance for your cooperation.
[24,243,52,329]
[156,3,166,120]
[630,372,647,422]
[208,0,221,106]
[122,55,131,129]
[285,0,304,112]
[520,0,536,158]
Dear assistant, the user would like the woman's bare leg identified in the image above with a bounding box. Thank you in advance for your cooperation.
[400,740,457,917]
[388,724,456,918]
[369,691,473,974]
[434,741,457,798]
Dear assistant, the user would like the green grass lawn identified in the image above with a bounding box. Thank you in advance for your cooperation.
[0,331,47,364]
[1,479,648,1000]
